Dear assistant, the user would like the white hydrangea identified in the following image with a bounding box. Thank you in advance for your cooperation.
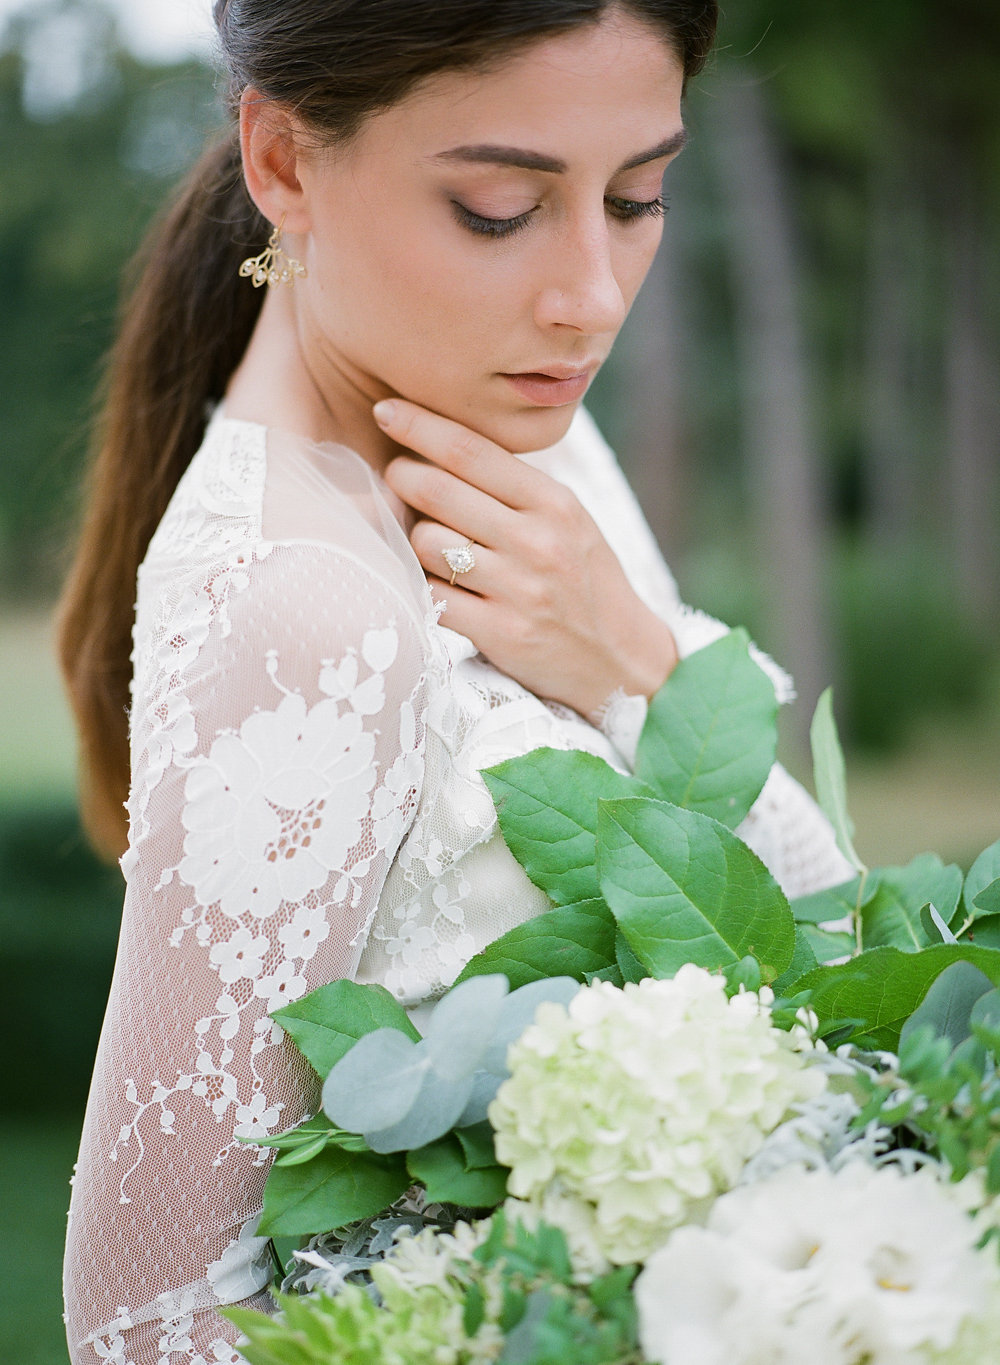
[634,1161,1000,1365]
[489,964,825,1264]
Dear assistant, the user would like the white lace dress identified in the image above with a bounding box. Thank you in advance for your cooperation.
[63,406,851,1364]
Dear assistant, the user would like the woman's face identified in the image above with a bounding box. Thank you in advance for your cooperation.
[295,10,686,453]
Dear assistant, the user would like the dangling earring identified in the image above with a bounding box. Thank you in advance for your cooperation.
[238,215,307,288]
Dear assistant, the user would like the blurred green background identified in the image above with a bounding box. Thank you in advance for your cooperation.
[2,1,997,1360]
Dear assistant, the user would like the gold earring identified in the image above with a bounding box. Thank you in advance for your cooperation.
[238,215,307,288]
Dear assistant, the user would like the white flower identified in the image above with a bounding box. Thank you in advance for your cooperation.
[178,691,376,919]
[635,1162,1000,1365]
[253,959,306,1011]
[277,902,331,962]
[489,966,825,1264]
[209,927,270,984]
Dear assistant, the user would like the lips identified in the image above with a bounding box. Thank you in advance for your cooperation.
[501,361,599,407]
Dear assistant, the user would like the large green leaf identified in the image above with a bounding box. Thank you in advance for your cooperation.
[454,898,616,987]
[962,840,1000,925]
[796,944,1000,1050]
[481,749,649,906]
[407,1134,508,1209]
[271,979,419,1079]
[596,797,795,981]
[259,1144,409,1236]
[810,688,864,873]
[860,854,964,951]
[634,629,777,828]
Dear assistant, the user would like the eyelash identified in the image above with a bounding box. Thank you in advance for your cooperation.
[452,196,668,240]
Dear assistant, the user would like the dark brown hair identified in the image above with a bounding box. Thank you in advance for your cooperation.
[58,0,717,858]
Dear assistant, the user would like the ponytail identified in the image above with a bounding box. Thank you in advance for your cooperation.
[57,134,267,859]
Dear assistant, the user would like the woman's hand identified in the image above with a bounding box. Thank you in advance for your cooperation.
[376,398,678,721]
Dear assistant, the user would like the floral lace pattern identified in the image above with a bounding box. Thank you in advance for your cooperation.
[64,408,851,1364]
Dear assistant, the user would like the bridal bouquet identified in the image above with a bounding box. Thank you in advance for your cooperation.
[226,633,1000,1365]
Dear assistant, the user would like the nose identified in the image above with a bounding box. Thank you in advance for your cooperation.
[532,219,627,337]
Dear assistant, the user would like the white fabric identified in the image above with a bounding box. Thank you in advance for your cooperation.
[63,405,852,1364]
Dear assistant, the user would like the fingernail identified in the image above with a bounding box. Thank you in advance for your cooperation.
[373,400,397,427]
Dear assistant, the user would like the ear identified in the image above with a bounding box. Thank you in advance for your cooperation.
[239,88,310,233]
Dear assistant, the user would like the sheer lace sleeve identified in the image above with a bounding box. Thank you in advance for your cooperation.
[64,422,438,1364]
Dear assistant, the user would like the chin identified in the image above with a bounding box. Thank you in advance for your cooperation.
[473,401,580,455]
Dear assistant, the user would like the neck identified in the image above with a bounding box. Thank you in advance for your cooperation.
[223,284,398,474]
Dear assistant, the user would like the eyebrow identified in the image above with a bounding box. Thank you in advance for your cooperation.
[430,129,688,175]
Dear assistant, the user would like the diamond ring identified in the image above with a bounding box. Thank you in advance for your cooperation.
[442,541,476,586]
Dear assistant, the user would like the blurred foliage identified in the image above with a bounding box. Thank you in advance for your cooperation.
[0,0,222,595]
[1,0,998,754]
[0,801,122,1114]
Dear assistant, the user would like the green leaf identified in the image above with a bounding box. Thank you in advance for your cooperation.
[596,797,795,981]
[810,688,865,873]
[455,1121,501,1171]
[791,873,878,925]
[481,749,649,906]
[861,855,964,951]
[614,930,646,983]
[974,878,1000,918]
[454,898,616,987]
[961,914,1000,949]
[899,961,997,1050]
[771,925,820,994]
[920,903,958,945]
[798,924,853,965]
[407,1134,508,1208]
[634,629,777,828]
[271,979,419,1079]
[964,840,1000,923]
[796,944,1000,1051]
[258,1144,409,1236]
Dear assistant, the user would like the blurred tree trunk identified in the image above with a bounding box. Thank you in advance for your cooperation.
[708,70,834,746]
[943,161,1000,628]
[622,240,691,569]
[862,151,923,549]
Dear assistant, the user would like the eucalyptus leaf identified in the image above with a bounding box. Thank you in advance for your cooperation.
[963,840,1000,923]
[798,924,853,964]
[810,688,865,873]
[861,855,964,951]
[481,749,649,906]
[974,878,1000,918]
[363,1064,475,1154]
[407,1135,508,1208]
[454,899,616,988]
[597,797,794,981]
[321,1027,430,1134]
[899,961,996,1050]
[425,974,509,1081]
[634,629,777,828]
[258,1145,409,1237]
[479,977,580,1076]
[920,903,958,945]
[791,873,878,926]
[271,979,419,1079]
[960,914,1000,950]
[796,943,1000,1050]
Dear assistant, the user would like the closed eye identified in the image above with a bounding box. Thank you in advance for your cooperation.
[452,196,667,239]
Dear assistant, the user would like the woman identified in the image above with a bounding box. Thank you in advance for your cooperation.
[59,2,850,1361]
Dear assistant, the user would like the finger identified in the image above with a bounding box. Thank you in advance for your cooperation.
[410,520,496,594]
[374,398,541,510]
[424,574,496,640]
[385,457,512,550]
